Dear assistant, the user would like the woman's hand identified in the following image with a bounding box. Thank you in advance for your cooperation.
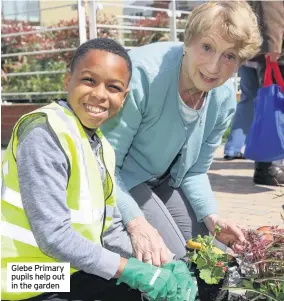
[265,52,280,62]
[204,214,246,252]
[127,216,172,266]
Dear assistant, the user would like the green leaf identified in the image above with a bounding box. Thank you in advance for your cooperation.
[212,266,225,279]
[276,292,284,301]
[206,251,218,264]
[199,269,219,284]
[204,236,212,245]
[241,279,254,289]
[191,252,198,262]
[215,226,221,233]
[196,257,207,269]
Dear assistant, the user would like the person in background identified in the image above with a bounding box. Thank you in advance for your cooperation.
[101,1,262,266]
[224,1,284,186]
[1,38,195,301]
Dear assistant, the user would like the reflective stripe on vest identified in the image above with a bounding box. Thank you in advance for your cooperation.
[1,185,115,224]
[1,102,116,300]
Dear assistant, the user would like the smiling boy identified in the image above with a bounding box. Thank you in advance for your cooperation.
[65,40,130,128]
[2,38,196,301]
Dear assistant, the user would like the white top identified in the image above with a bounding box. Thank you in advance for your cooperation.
[178,93,206,124]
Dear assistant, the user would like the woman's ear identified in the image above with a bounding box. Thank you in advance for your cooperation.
[235,66,240,73]
[64,71,71,91]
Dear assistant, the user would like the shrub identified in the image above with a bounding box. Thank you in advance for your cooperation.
[126,12,187,47]
[1,13,118,103]
[2,13,118,66]
[2,59,66,103]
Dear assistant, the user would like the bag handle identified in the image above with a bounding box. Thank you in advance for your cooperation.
[264,56,284,89]
[264,56,273,87]
[271,61,284,89]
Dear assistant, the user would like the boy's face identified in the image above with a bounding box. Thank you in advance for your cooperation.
[65,49,130,129]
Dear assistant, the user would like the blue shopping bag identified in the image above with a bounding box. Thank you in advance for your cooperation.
[244,57,284,162]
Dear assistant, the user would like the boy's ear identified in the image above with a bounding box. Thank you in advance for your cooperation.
[122,88,130,105]
[64,71,71,91]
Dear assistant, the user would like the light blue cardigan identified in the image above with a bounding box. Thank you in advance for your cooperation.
[101,42,236,224]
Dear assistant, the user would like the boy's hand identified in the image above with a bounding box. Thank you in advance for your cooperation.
[163,261,198,301]
[117,258,179,301]
[265,52,280,62]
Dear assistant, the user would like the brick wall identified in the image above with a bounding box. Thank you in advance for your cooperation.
[1,104,45,145]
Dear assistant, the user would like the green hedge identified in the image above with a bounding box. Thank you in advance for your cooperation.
[2,60,66,103]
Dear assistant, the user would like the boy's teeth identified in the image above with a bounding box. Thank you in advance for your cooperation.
[86,105,106,113]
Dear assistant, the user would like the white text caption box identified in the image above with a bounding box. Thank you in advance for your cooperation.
[7,263,70,292]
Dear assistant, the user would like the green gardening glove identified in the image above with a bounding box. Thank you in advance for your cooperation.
[163,260,198,301]
[117,257,180,301]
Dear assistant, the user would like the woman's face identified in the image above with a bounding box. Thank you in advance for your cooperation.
[184,26,240,92]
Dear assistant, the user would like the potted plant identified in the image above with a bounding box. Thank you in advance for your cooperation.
[186,220,284,301]
[186,226,234,301]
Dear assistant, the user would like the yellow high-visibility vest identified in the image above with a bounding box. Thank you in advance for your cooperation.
[1,102,116,300]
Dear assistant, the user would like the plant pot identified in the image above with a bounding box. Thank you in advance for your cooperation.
[190,257,242,301]
[191,263,229,301]
[196,274,228,301]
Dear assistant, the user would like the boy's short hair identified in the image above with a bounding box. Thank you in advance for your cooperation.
[70,38,132,79]
[184,1,262,62]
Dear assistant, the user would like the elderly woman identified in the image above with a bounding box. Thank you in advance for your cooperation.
[102,1,262,266]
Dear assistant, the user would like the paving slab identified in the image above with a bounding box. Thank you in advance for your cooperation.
[210,147,284,229]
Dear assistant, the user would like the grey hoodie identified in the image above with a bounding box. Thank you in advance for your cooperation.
[16,100,133,280]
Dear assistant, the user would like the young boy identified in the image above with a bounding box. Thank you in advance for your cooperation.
[1,38,196,301]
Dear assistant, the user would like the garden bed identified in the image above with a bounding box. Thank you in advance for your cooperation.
[1,103,46,145]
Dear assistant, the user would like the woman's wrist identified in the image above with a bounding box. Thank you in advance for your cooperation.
[127,216,148,234]
[203,213,219,232]
[114,257,128,279]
